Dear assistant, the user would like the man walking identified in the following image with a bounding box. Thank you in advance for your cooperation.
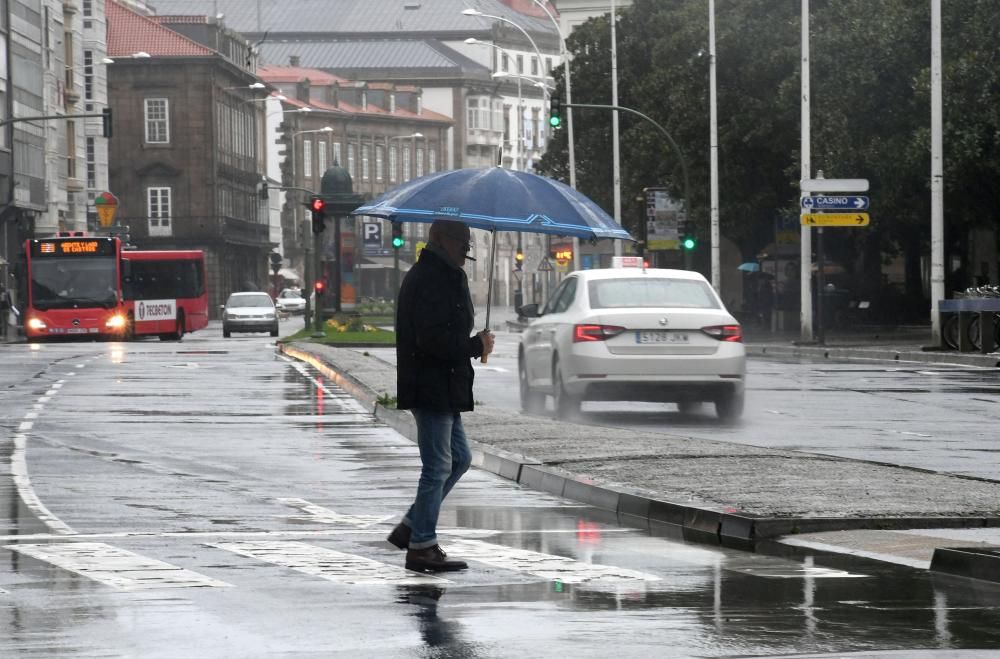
[387,219,494,572]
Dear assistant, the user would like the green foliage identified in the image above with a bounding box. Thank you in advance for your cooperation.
[376,393,398,408]
[536,0,1000,296]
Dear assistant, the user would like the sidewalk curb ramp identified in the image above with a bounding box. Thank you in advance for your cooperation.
[277,340,1000,573]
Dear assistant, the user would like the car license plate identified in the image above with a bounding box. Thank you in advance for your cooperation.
[636,331,688,344]
[67,328,88,334]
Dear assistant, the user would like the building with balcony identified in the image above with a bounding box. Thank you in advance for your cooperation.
[258,64,452,302]
[105,0,269,315]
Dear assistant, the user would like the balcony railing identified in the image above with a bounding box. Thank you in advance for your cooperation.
[115,215,271,247]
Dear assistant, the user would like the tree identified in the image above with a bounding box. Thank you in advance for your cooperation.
[537,0,1000,314]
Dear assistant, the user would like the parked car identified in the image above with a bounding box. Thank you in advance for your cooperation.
[275,288,306,314]
[221,292,279,338]
[518,267,746,421]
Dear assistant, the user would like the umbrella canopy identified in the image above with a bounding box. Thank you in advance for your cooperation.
[737,262,760,272]
[352,167,633,241]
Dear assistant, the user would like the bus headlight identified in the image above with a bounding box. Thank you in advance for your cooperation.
[105,314,127,329]
[27,317,47,331]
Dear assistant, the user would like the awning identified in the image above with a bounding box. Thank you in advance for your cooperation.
[277,268,301,282]
[359,256,411,271]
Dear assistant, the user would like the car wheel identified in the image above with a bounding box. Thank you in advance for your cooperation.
[223,325,231,338]
[553,358,580,419]
[519,354,545,414]
[677,401,702,415]
[715,390,744,422]
[270,324,279,337]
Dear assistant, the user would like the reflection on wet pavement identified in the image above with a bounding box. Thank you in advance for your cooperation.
[2,335,1000,657]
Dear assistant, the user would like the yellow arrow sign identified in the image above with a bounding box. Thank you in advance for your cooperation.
[800,212,870,227]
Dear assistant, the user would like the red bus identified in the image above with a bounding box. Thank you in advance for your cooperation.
[17,233,208,341]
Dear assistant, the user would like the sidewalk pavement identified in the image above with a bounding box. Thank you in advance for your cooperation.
[278,320,1000,584]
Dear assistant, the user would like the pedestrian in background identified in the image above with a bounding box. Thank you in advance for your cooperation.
[387,219,494,572]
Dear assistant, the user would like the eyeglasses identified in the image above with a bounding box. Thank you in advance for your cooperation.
[444,234,472,252]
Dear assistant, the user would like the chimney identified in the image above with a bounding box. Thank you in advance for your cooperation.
[289,55,301,67]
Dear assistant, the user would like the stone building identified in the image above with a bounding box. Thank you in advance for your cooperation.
[105,0,270,315]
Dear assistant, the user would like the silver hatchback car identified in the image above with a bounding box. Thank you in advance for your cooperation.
[518,268,746,421]
[222,292,279,338]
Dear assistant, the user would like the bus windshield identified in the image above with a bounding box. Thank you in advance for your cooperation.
[30,258,118,310]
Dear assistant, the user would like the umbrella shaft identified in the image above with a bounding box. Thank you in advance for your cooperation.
[484,229,498,330]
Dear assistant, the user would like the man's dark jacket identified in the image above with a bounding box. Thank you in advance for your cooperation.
[396,246,484,412]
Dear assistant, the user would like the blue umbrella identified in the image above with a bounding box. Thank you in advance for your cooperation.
[738,262,761,272]
[353,167,635,338]
[352,167,634,241]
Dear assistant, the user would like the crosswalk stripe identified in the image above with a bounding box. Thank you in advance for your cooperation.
[207,540,451,585]
[6,542,231,590]
[276,498,392,527]
[444,539,661,584]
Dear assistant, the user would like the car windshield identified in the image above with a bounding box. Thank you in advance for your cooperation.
[228,294,273,308]
[588,277,720,310]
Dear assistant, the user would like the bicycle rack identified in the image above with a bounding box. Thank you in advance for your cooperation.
[939,298,1000,353]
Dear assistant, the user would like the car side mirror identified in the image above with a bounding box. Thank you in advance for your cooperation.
[518,303,540,318]
[219,304,226,312]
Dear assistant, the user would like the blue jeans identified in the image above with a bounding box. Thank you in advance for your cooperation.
[401,409,472,549]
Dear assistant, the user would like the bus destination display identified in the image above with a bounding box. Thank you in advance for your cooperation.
[31,238,115,257]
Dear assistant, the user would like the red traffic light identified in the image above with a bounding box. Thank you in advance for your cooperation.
[314,281,325,293]
[310,197,325,213]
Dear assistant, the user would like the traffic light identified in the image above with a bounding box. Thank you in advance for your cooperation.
[269,252,282,274]
[314,280,325,296]
[391,223,405,249]
[514,249,524,271]
[310,196,326,234]
[102,107,113,138]
[681,223,696,250]
[548,94,562,129]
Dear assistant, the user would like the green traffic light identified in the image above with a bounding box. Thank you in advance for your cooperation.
[682,237,696,250]
[392,236,405,249]
[548,115,561,128]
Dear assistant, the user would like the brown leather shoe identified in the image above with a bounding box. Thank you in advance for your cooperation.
[386,523,411,550]
[405,545,468,572]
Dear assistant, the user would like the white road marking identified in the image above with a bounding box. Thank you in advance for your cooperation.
[6,542,230,590]
[276,498,392,527]
[37,396,51,403]
[17,422,33,432]
[208,540,450,585]
[728,565,867,579]
[444,539,661,584]
[24,412,38,420]
[8,435,74,536]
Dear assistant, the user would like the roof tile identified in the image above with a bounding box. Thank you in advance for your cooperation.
[107,0,216,58]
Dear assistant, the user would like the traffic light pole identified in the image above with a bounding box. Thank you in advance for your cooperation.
[565,103,694,270]
[313,230,324,337]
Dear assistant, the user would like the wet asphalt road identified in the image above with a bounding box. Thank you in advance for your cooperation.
[373,333,1000,481]
[2,320,1000,657]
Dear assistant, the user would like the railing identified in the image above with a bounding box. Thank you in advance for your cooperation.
[114,215,270,246]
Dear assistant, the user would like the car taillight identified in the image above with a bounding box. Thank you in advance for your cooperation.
[702,324,743,342]
[573,324,625,342]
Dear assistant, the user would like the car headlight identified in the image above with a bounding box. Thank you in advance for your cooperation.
[27,317,47,330]
[265,312,276,319]
[105,314,126,329]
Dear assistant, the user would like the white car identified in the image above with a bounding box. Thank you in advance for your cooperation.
[275,288,306,314]
[222,292,279,338]
[518,268,746,421]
